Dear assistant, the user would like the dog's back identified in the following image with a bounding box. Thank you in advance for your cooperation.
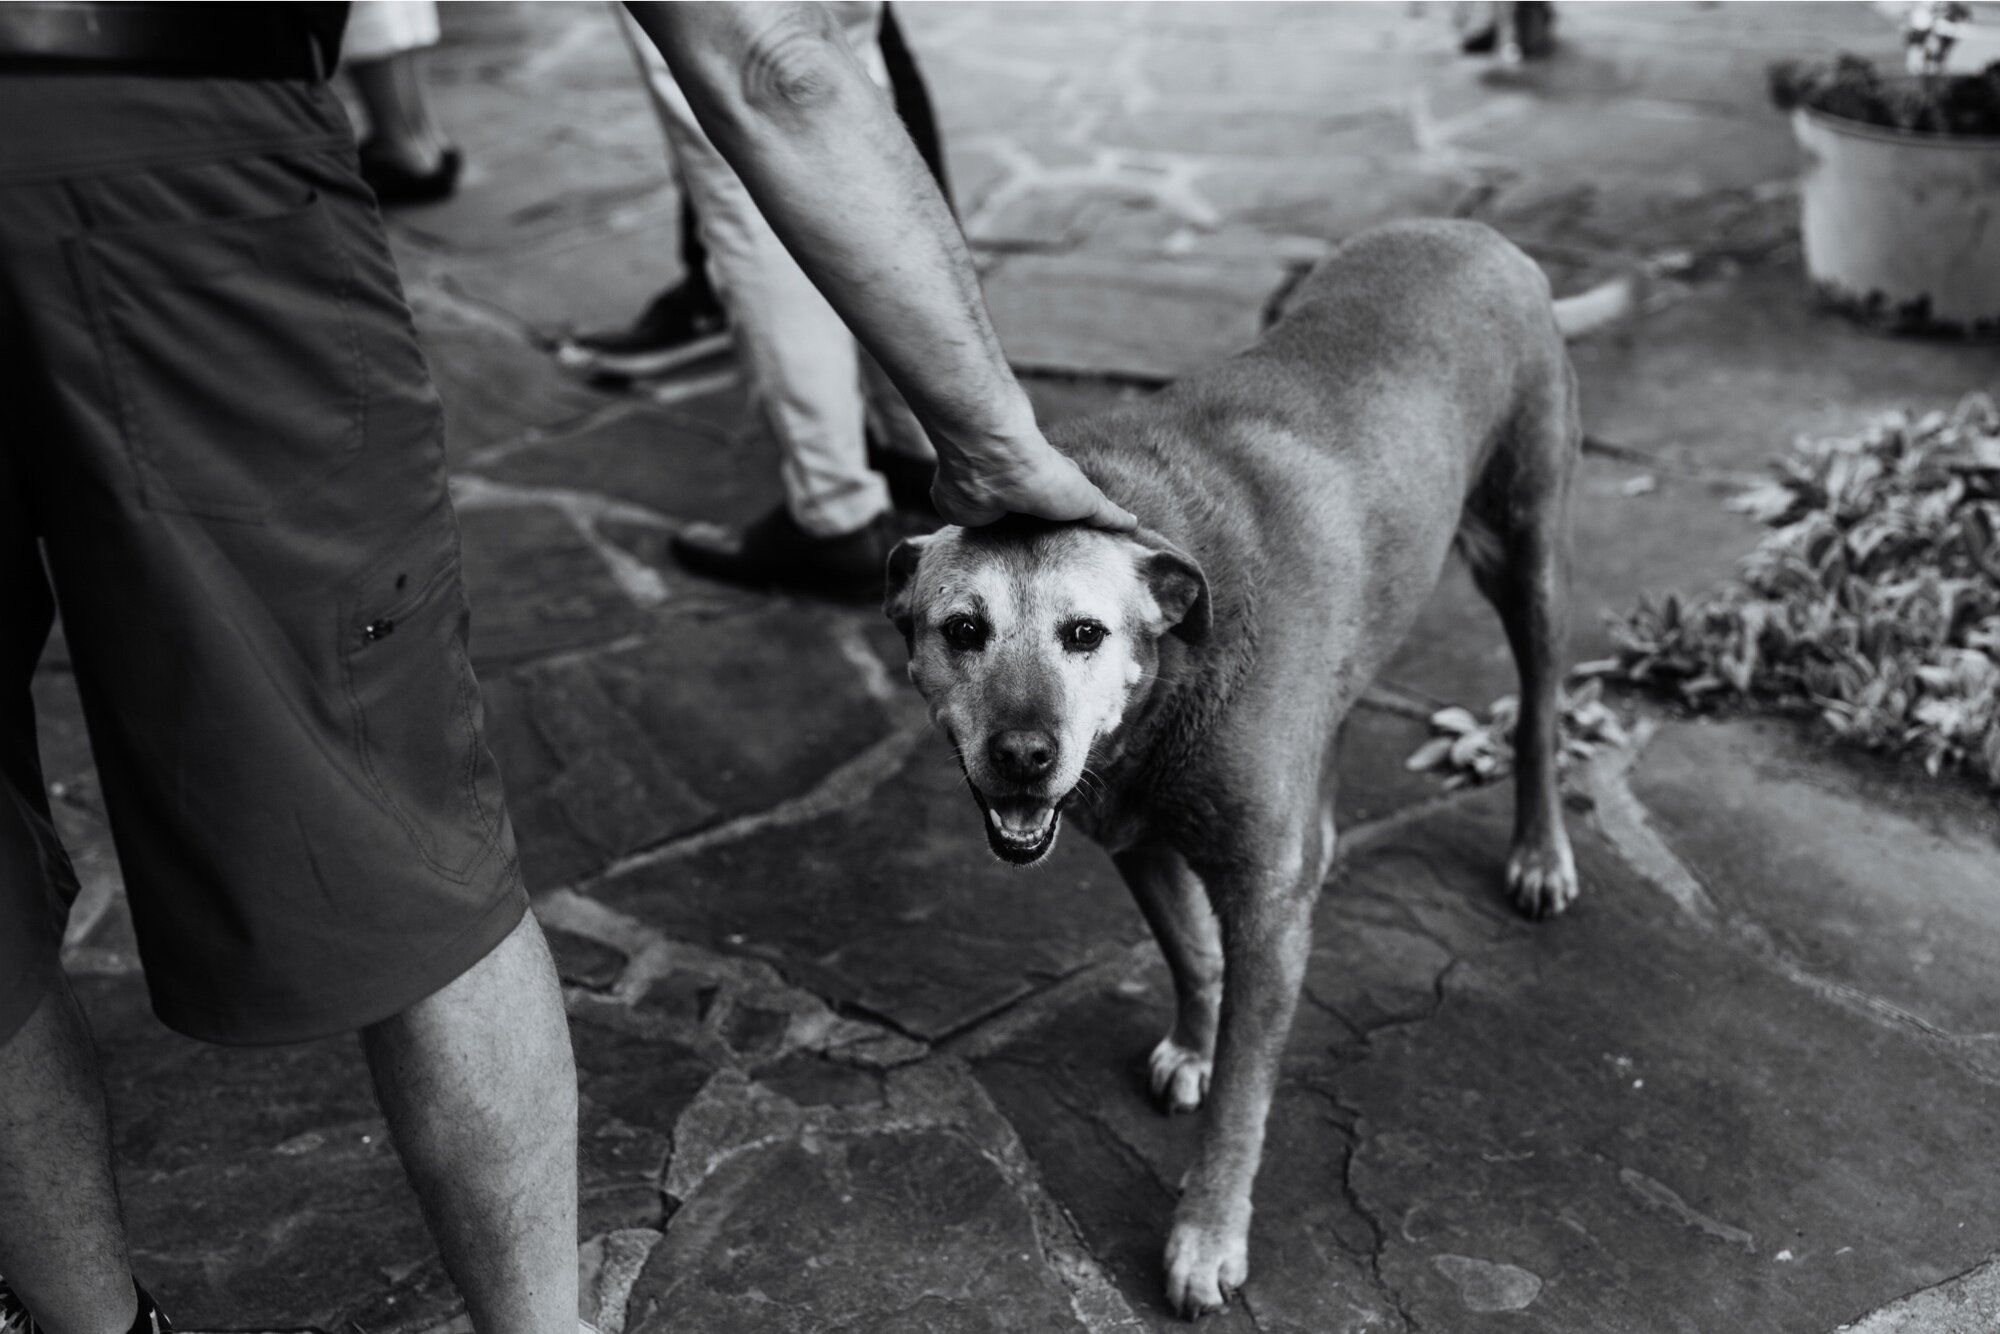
[1052,220,1571,712]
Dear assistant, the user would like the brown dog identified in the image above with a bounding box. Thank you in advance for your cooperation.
[886,220,1618,1317]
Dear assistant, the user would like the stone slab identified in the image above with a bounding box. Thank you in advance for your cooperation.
[77,974,436,1331]
[411,302,607,457]
[478,398,776,533]
[1338,790,2000,1333]
[1195,159,1483,246]
[480,604,894,891]
[1573,264,1999,474]
[1632,717,2000,1047]
[1336,705,1455,829]
[443,215,688,340]
[975,781,2000,1330]
[984,254,1288,381]
[597,735,1147,1042]
[456,504,646,670]
[626,1064,1096,1334]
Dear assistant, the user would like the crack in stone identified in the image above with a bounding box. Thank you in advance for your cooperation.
[569,717,929,888]
[1323,1082,1419,1332]
[655,1054,1137,1301]
[460,397,643,470]
[449,472,675,608]
[1583,721,2000,1085]
[1580,720,1720,927]
[937,940,1157,1062]
[536,888,928,1071]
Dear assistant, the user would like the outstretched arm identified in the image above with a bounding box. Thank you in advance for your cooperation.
[621,1,1133,531]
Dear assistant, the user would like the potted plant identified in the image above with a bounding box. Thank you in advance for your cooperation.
[1769,2,2000,338]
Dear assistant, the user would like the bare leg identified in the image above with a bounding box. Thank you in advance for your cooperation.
[1114,846,1222,1114]
[361,913,578,1334]
[0,980,138,1334]
[349,51,452,176]
[1163,857,1320,1318]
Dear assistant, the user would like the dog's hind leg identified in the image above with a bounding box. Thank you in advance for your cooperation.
[1114,845,1221,1114]
[1462,360,1581,918]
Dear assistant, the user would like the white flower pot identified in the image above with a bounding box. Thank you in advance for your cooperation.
[1792,104,2000,338]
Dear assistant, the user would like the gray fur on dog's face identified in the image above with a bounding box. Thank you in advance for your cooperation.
[885,521,1206,866]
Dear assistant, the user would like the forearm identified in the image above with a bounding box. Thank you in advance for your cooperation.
[623,2,1032,469]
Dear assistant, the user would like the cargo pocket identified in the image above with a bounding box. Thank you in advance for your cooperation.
[339,535,504,883]
[71,193,363,525]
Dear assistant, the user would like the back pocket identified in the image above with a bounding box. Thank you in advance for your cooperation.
[72,195,363,525]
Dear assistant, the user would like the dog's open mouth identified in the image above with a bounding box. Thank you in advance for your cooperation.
[973,790,1062,865]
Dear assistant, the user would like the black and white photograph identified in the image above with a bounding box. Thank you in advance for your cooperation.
[3,1,1999,1331]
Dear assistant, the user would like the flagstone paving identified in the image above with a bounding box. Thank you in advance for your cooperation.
[30,4,2000,1333]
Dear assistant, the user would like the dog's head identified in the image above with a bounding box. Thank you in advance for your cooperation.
[885,517,1208,866]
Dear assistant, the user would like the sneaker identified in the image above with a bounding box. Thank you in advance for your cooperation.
[556,282,731,383]
[669,504,895,602]
[357,140,464,207]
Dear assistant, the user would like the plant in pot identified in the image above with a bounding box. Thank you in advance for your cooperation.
[1769,2,2000,338]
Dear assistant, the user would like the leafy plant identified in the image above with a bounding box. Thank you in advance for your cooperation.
[1593,396,2000,786]
[1404,679,1630,790]
[1767,2,2000,137]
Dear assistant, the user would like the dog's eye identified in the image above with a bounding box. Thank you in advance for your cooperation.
[1064,620,1107,652]
[940,615,989,651]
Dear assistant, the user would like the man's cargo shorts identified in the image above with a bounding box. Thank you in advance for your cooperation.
[0,71,528,1046]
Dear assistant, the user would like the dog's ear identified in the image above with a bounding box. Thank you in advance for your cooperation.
[883,533,934,648]
[1139,538,1210,644]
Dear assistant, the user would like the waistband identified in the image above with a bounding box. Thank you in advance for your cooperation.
[0,4,336,80]
[0,72,352,185]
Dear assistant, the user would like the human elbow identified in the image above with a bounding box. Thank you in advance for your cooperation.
[740,17,849,119]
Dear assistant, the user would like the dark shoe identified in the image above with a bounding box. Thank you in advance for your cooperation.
[670,505,893,602]
[358,140,463,206]
[1460,2,1555,59]
[866,438,939,518]
[0,1279,173,1334]
[556,282,731,383]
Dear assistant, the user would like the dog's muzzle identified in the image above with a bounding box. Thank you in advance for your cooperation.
[970,787,1062,865]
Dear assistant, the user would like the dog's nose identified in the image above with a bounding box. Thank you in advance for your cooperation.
[988,729,1055,783]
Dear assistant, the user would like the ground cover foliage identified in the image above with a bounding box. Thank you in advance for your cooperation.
[1603,396,2000,786]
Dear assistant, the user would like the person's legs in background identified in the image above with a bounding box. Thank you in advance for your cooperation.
[565,2,956,409]
[552,188,731,382]
[346,0,463,204]
[610,2,934,598]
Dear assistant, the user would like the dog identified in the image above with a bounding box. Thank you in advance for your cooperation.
[884,219,1626,1317]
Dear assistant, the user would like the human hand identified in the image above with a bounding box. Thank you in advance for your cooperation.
[931,431,1138,531]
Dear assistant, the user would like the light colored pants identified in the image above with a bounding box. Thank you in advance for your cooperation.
[617,3,935,537]
[345,0,440,63]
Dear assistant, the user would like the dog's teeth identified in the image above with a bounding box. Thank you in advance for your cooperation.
[988,808,1003,830]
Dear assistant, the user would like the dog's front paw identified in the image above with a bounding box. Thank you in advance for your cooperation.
[1148,1034,1212,1113]
[1163,1212,1249,1318]
[1507,835,1578,919]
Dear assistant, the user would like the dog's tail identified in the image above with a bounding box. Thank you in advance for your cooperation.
[1552,273,1638,340]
